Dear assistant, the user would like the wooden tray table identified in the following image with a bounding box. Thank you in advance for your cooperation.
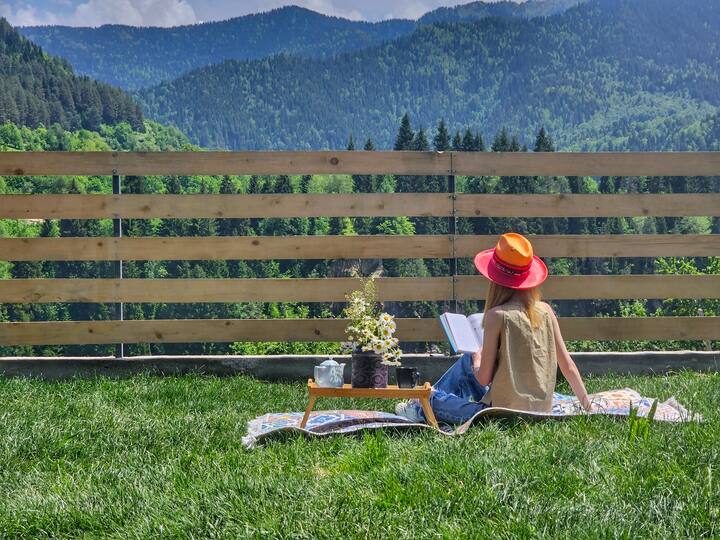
[300,379,438,428]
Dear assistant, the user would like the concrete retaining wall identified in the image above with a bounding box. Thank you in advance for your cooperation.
[0,351,717,381]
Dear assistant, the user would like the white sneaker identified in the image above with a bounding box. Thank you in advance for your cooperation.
[395,400,424,423]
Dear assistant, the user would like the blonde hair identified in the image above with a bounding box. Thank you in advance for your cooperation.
[483,282,542,329]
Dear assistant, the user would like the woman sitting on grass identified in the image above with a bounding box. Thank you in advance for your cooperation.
[396,232,593,424]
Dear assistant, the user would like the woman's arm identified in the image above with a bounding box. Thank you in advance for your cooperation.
[471,308,502,387]
[546,303,592,411]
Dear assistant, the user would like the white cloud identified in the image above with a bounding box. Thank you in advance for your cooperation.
[1,3,60,25]
[73,0,196,27]
[381,1,440,20]
[301,0,364,20]
[3,0,197,27]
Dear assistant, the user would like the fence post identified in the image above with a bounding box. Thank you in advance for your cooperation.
[448,172,459,314]
[112,172,124,359]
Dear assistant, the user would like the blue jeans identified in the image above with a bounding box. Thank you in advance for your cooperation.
[413,353,490,424]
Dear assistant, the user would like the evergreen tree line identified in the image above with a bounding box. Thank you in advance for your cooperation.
[0,116,717,355]
[0,19,144,133]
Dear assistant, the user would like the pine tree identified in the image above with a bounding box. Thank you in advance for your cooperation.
[533,127,555,152]
[218,175,244,237]
[259,177,274,194]
[354,156,374,193]
[433,119,450,151]
[452,131,463,151]
[462,128,476,151]
[274,175,293,193]
[394,116,417,193]
[491,128,511,152]
[346,135,355,151]
[474,132,485,152]
[394,113,414,151]
[412,128,429,151]
[159,176,188,238]
[364,138,375,151]
[248,175,260,194]
[598,176,616,194]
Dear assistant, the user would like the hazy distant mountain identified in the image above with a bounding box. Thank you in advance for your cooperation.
[0,18,143,132]
[136,0,720,151]
[418,0,587,24]
[19,6,414,91]
[19,0,582,91]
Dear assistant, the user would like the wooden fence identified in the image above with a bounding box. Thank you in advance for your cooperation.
[0,151,718,349]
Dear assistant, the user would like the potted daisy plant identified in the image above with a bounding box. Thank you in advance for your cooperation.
[341,269,402,388]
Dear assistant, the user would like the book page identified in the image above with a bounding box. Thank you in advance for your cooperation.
[440,313,481,353]
[467,313,484,347]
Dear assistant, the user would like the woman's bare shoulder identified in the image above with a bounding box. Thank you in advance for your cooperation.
[484,305,505,322]
[537,301,556,317]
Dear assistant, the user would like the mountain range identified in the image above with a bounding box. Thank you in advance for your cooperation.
[4,0,720,152]
[19,0,585,91]
[135,0,720,150]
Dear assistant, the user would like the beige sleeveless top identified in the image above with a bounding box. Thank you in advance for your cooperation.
[480,300,557,412]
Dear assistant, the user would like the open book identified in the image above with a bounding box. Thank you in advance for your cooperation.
[439,312,485,354]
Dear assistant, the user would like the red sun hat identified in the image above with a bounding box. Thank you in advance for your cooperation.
[473,232,548,290]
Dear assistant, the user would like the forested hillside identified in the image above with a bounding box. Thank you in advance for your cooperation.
[136,0,720,151]
[0,18,143,131]
[19,0,583,91]
[670,111,720,151]
[20,6,415,90]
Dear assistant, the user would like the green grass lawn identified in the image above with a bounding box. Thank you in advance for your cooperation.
[0,372,718,539]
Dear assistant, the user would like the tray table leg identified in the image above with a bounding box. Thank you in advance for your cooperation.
[300,395,317,428]
[419,397,438,428]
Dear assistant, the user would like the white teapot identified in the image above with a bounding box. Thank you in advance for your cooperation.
[314,359,345,388]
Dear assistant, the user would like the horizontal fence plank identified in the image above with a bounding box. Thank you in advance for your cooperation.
[0,193,453,219]
[0,317,716,345]
[453,152,720,176]
[455,274,720,300]
[0,151,452,176]
[1,234,717,261]
[454,235,720,258]
[1,275,718,303]
[0,277,453,303]
[2,151,719,177]
[455,194,720,217]
[2,193,719,219]
[558,317,720,341]
[0,235,450,261]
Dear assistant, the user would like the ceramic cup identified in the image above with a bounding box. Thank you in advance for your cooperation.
[396,367,420,388]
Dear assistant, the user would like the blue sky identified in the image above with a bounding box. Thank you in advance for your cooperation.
[0,0,517,27]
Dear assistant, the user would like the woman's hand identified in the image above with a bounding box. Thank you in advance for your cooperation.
[471,349,482,370]
[471,349,484,384]
[547,303,592,413]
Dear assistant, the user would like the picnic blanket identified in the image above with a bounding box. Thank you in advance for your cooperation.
[242,388,698,449]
